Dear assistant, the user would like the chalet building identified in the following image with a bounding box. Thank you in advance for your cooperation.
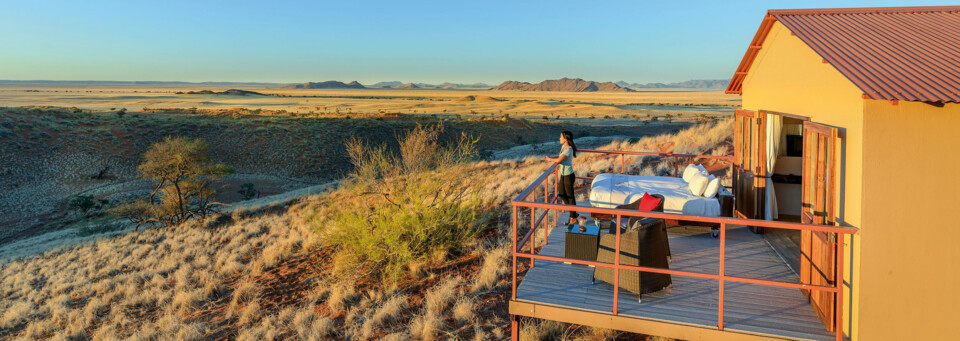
[508,6,960,341]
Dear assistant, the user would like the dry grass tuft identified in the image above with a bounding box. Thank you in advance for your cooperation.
[1,300,34,328]
[238,299,262,326]
[452,297,476,325]
[520,319,564,341]
[409,312,444,341]
[292,305,316,337]
[381,332,410,341]
[424,276,460,314]
[307,316,333,340]
[229,280,261,316]
[177,322,207,341]
[326,283,355,314]
[471,244,510,292]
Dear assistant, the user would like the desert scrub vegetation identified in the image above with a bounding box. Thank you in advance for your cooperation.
[310,124,493,283]
[0,119,731,340]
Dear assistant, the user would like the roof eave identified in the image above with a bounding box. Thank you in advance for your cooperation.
[725,15,777,95]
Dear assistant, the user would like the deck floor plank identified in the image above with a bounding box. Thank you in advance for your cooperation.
[516,212,837,341]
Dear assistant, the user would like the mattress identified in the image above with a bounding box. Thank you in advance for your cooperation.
[589,173,722,217]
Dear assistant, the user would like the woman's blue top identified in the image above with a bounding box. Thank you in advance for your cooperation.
[558,146,574,175]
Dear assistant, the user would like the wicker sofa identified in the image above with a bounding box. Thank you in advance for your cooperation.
[592,194,672,302]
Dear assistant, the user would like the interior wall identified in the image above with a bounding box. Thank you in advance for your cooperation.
[859,100,960,339]
[740,20,865,339]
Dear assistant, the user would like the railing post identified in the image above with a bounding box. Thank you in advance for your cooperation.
[544,179,548,246]
[530,207,535,268]
[613,214,621,315]
[620,154,624,174]
[718,222,726,331]
[836,233,844,341]
[512,205,517,300]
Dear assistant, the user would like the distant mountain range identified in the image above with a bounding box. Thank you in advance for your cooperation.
[0,79,729,90]
[614,79,730,89]
[367,81,491,89]
[0,80,284,86]
[493,78,634,92]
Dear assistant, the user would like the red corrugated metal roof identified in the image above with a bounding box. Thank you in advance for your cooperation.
[726,6,960,103]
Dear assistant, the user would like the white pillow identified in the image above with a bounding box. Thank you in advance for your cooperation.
[682,164,702,182]
[697,164,709,176]
[703,175,720,198]
[688,173,709,196]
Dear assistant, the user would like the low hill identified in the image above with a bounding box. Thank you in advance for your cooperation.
[453,95,504,102]
[284,81,366,89]
[184,89,266,96]
[394,83,419,89]
[493,78,634,92]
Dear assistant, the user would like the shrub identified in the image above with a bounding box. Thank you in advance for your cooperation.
[313,124,491,282]
[238,183,258,200]
[69,195,97,217]
[111,136,234,229]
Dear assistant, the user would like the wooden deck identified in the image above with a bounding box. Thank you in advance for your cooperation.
[514,212,838,340]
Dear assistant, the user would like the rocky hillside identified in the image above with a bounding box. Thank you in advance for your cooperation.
[284,81,366,89]
[493,78,634,92]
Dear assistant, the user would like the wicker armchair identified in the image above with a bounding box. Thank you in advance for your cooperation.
[592,196,672,302]
[595,194,671,258]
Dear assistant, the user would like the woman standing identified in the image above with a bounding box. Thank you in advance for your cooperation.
[544,131,579,224]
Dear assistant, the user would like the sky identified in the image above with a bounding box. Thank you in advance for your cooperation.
[1,1,954,85]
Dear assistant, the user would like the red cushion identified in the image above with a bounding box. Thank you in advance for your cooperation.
[637,192,662,211]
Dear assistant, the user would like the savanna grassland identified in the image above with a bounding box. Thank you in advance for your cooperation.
[0,85,738,340]
[0,120,734,340]
[0,85,737,122]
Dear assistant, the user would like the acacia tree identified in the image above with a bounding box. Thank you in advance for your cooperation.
[112,136,234,229]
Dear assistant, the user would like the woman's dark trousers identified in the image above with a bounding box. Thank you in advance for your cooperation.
[559,173,578,220]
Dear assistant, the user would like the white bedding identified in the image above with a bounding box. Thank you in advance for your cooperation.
[589,173,722,217]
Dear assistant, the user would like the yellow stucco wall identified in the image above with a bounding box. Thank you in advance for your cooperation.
[740,21,864,339]
[859,100,960,339]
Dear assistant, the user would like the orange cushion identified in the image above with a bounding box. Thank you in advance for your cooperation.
[638,192,662,211]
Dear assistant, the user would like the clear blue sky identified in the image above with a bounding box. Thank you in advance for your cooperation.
[0,1,952,84]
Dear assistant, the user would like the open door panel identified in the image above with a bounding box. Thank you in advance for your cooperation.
[799,121,838,332]
[733,109,767,231]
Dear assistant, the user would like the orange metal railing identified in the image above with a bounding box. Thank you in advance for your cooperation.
[510,149,857,341]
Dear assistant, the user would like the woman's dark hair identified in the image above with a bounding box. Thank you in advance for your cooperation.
[562,130,577,157]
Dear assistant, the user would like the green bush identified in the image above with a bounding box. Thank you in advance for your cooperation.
[311,124,491,283]
[69,195,96,217]
[238,182,258,200]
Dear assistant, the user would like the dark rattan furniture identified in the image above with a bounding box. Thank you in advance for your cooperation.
[564,224,600,262]
[593,210,672,302]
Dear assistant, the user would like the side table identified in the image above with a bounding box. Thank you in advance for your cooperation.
[564,224,600,264]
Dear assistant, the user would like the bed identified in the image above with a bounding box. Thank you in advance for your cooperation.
[589,173,729,217]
